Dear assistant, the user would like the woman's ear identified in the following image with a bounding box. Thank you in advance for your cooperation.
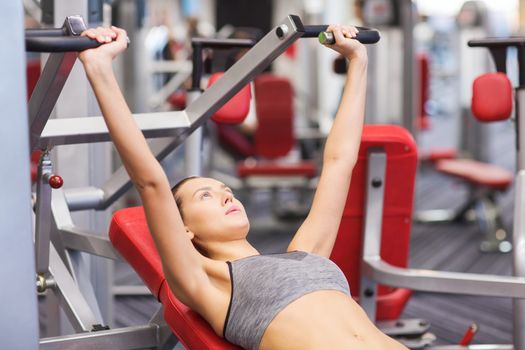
[184,226,195,240]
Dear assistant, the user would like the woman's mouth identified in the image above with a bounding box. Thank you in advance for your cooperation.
[225,206,241,215]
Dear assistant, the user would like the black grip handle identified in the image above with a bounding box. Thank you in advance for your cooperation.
[191,37,255,49]
[26,36,102,52]
[468,37,525,48]
[302,25,380,44]
[25,28,66,37]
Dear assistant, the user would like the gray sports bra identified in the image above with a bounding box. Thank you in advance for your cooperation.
[223,250,350,350]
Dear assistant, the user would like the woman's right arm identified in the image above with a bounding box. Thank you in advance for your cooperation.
[79,27,210,307]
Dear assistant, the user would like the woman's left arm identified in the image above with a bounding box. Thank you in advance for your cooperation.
[288,25,368,257]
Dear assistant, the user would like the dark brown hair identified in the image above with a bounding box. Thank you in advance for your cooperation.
[171,176,200,221]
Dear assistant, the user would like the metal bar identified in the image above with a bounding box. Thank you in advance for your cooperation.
[112,285,151,296]
[363,259,525,299]
[37,110,191,149]
[184,15,304,131]
[98,137,180,210]
[35,153,54,274]
[517,88,525,171]
[64,186,105,211]
[48,243,101,332]
[59,228,120,260]
[360,151,387,321]
[401,0,416,136]
[29,52,77,149]
[513,170,525,350]
[185,90,203,176]
[40,324,167,350]
[148,306,179,349]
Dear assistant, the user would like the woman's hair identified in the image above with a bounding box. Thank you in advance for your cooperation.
[171,176,200,221]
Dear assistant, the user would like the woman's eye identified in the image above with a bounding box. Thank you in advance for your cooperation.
[200,192,211,199]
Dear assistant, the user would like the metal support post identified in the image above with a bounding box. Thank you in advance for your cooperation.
[401,0,417,136]
[0,1,39,348]
[35,153,56,274]
[360,151,387,321]
[513,170,525,350]
[29,52,77,149]
[48,243,102,332]
[513,87,525,350]
[185,90,204,177]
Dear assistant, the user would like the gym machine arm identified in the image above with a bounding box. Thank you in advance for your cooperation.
[31,15,380,212]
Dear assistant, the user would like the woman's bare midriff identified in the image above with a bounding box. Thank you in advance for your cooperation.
[258,290,408,350]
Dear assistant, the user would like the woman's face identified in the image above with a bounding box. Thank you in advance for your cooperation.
[177,177,250,244]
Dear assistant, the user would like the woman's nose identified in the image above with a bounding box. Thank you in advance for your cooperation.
[223,191,233,204]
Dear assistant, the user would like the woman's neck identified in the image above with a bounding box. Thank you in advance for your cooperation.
[205,239,259,262]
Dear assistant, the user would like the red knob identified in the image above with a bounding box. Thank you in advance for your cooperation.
[48,175,63,189]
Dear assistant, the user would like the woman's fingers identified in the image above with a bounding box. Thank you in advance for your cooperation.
[81,26,119,43]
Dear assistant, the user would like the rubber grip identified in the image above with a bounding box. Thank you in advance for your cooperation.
[26,36,102,52]
[319,29,380,45]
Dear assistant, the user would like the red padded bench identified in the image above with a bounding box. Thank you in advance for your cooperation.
[431,73,514,251]
[108,124,415,349]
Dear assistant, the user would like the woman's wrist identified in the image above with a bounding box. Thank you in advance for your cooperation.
[83,57,114,79]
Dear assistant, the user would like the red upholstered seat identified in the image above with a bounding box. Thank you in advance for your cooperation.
[109,125,415,347]
[435,159,513,190]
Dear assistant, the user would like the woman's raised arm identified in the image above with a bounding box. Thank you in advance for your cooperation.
[288,25,368,257]
[79,27,212,308]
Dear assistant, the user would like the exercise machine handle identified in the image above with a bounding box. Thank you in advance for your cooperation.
[26,36,101,52]
[25,15,102,52]
[191,37,255,49]
[302,25,380,44]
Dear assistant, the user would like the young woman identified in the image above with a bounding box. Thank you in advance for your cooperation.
[79,24,408,350]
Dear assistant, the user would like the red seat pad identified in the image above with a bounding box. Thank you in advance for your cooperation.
[208,72,251,124]
[236,160,317,177]
[331,124,417,320]
[436,159,513,190]
[471,72,513,122]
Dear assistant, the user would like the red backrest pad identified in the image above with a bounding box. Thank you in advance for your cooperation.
[207,72,251,124]
[110,207,240,349]
[330,125,417,320]
[253,74,294,158]
[471,72,513,122]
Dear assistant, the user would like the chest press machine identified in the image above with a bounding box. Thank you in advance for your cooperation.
[26,14,384,349]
